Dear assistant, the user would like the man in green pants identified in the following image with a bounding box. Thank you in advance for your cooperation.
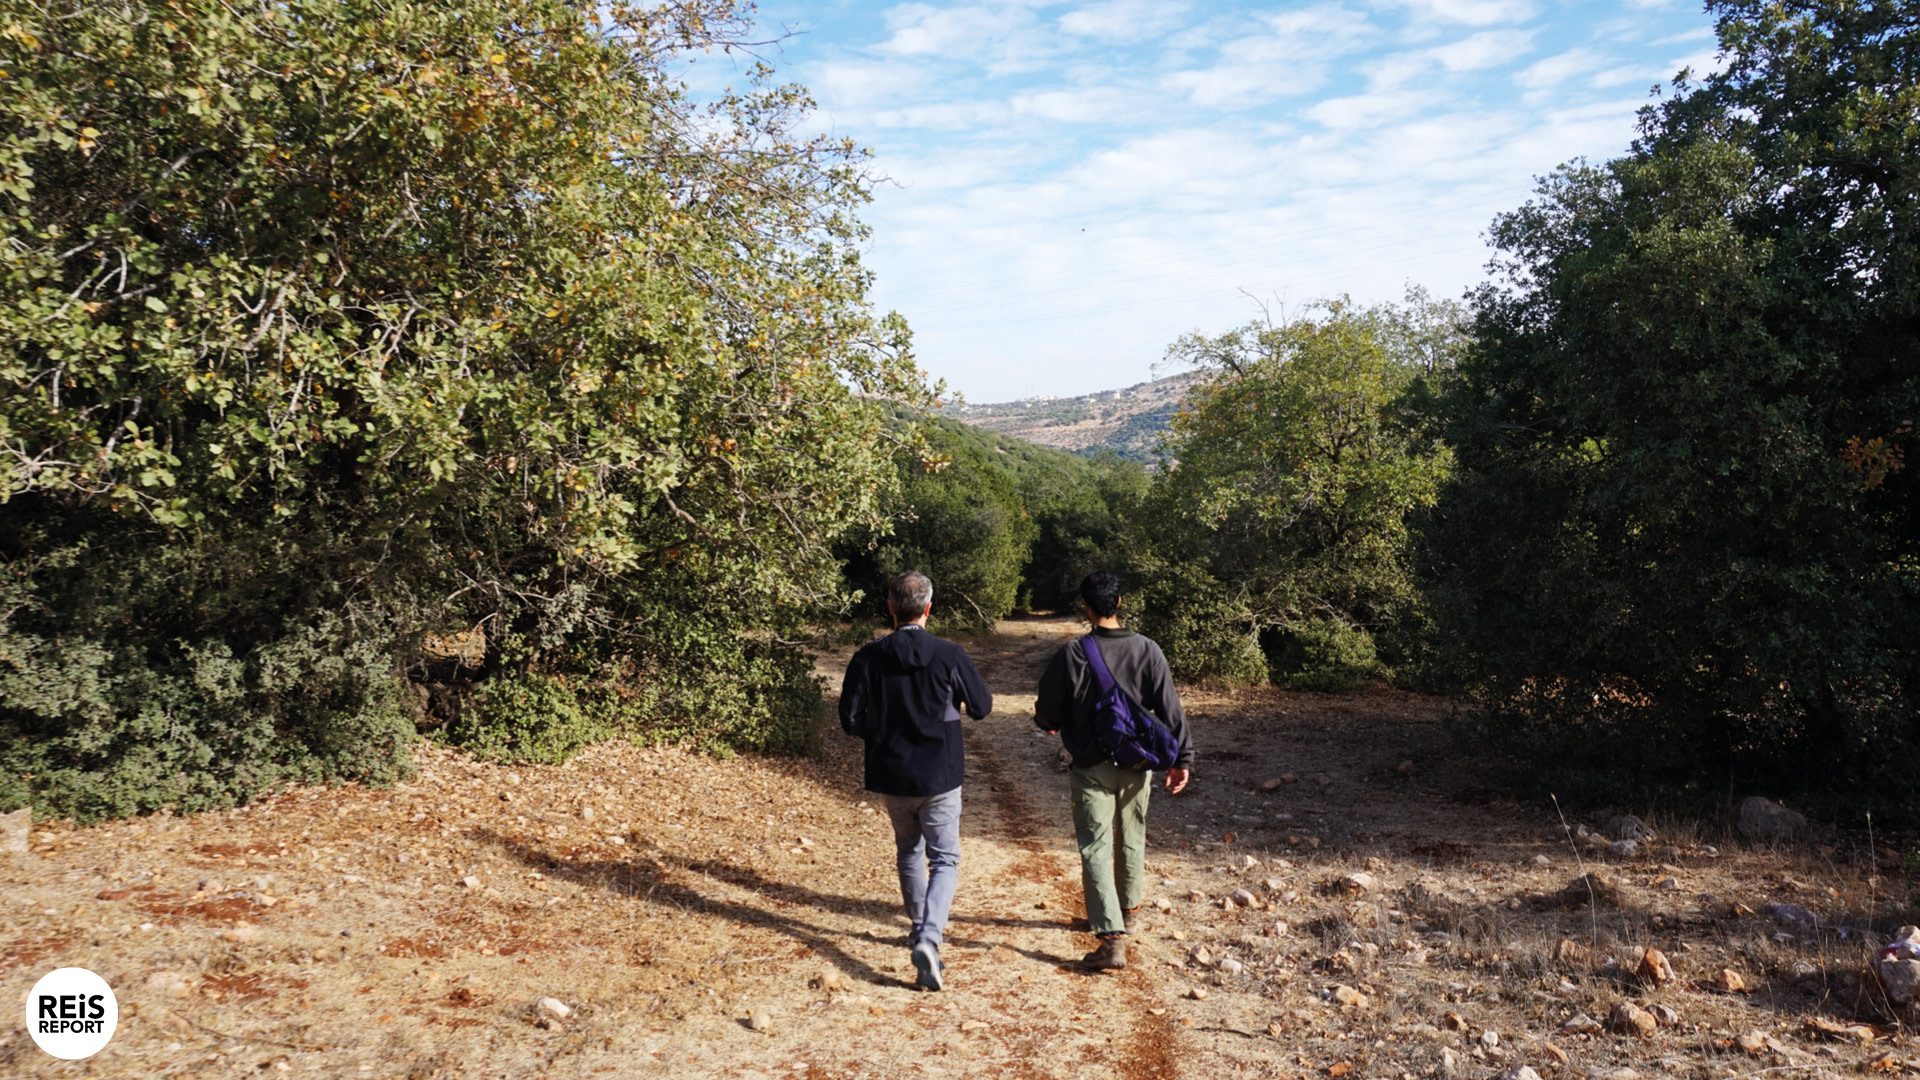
[1035,572,1193,970]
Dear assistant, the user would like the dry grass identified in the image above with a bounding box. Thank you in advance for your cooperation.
[3,617,1918,1078]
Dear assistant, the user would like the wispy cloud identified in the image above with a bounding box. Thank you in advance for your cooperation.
[1380,0,1539,27]
[744,0,1721,399]
[1058,0,1194,42]
[1162,4,1377,107]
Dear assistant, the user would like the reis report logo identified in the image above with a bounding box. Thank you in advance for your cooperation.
[24,967,117,1060]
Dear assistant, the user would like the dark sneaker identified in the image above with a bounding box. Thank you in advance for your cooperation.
[1082,936,1128,971]
[911,940,944,991]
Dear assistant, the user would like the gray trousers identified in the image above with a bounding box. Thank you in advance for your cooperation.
[879,787,962,948]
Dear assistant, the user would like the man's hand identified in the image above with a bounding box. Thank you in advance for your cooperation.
[1163,767,1190,795]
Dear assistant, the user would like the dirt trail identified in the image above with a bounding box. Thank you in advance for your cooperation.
[6,617,1913,1078]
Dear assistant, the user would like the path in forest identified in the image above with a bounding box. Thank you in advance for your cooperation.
[33,615,1876,1080]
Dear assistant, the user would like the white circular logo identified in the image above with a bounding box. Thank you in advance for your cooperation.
[25,967,117,1060]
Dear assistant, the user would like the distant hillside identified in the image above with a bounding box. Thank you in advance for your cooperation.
[948,371,1202,462]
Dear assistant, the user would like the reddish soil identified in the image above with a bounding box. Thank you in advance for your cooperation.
[2,616,1916,1078]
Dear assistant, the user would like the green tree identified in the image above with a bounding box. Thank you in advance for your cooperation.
[1425,0,1918,805]
[0,0,926,818]
[845,416,1038,633]
[1017,450,1149,614]
[1134,297,1457,689]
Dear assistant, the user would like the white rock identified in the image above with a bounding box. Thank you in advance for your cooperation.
[1562,1013,1603,1035]
[1339,872,1379,896]
[1230,888,1259,908]
[1217,957,1245,975]
[0,807,27,856]
[535,997,573,1020]
[1497,1069,1542,1080]
[1610,839,1639,858]
[746,1008,772,1032]
[1878,926,1920,1004]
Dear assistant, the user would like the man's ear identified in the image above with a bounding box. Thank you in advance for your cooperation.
[886,599,897,623]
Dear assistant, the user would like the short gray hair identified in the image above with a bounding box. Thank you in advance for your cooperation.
[888,570,933,620]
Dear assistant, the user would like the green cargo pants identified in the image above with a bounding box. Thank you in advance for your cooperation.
[1069,761,1152,936]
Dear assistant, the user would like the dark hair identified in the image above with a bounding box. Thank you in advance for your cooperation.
[1079,571,1122,618]
[888,570,933,621]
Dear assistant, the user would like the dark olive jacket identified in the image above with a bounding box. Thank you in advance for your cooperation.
[1035,627,1193,769]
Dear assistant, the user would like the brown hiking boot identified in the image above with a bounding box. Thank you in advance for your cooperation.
[1082,936,1128,971]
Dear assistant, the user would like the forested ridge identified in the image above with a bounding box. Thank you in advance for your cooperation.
[2,0,1915,823]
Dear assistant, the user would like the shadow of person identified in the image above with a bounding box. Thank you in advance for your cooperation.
[477,830,903,989]
[665,854,1064,938]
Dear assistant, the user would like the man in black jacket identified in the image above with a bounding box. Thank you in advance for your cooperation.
[1035,571,1192,971]
[839,570,992,991]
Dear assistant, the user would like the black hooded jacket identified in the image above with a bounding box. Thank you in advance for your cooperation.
[838,625,992,797]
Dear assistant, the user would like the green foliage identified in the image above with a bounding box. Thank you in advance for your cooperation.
[0,0,926,816]
[651,640,826,758]
[0,538,415,821]
[841,414,1147,632]
[1130,296,1459,687]
[1019,451,1149,614]
[446,672,607,766]
[1267,618,1380,692]
[1127,557,1267,688]
[1424,0,1919,806]
[846,416,1037,633]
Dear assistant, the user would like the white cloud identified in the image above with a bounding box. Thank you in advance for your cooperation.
[1382,0,1539,27]
[808,58,932,111]
[1306,88,1445,129]
[1515,46,1610,93]
[1428,28,1535,70]
[874,3,1062,74]
[744,0,1717,399]
[1162,4,1376,107]
[1058,0,1192,43]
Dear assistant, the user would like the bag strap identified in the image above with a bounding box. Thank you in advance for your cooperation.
[1081,635,1118,697]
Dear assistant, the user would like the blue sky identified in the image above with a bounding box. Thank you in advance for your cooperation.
[695,1,1723,402]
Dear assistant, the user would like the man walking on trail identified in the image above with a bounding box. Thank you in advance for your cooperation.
[1035,571,1192,971]
[839,570,993,992]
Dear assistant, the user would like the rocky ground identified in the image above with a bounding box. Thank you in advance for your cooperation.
[4,616,1918,1078]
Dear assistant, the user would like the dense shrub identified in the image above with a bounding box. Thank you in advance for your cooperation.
[445,673,608,767]
[0,539,414,820]
[1423,0,1919,807]
[1128,558,1267,688]
[0,0,925,816]
[1266,618,1381,692]
[1018,452,1148,614]
[1127,296,1459,687]
[844,416,1037,633]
